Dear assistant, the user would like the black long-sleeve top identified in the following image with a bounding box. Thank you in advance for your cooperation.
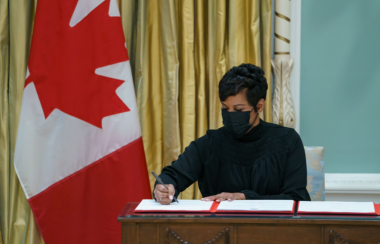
[156,119,311,201]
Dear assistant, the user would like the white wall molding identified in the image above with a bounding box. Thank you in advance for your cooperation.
[290,0,301,133]
[325,173,380,203]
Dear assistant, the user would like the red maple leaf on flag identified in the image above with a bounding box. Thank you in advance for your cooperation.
[26,0,130,128]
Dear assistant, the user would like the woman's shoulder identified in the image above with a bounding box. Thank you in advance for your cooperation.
[191,127,229,148]
[193,127,222,140]
[205,126,230,139]
[262,121,302,148]
[262,120,298,137]
[191,129,216,148]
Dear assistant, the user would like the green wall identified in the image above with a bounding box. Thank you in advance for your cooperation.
[300,0,380,173]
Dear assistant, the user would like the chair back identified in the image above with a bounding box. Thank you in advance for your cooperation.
[304,146,325,201]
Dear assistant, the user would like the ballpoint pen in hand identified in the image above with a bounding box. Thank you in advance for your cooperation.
[151,171,179,203]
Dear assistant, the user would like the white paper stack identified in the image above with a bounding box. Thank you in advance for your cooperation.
[217,200,295,213]
[297,201,379,215]
[134,199,214,212]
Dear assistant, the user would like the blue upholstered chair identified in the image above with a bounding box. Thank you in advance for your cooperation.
[304,147,325,201]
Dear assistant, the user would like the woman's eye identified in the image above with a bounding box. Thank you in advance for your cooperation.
[222,108,228,111]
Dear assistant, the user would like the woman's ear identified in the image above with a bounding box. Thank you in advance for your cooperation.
[257,99,265,112]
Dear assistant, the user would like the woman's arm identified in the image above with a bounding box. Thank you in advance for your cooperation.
[153,134,211,202]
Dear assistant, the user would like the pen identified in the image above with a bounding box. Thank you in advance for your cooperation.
[151,171,179,203]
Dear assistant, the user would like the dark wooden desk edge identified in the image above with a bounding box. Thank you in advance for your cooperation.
[118,217,380,226]
[118,202,380,226]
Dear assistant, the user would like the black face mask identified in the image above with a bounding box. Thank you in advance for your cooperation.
[221,108,258,138]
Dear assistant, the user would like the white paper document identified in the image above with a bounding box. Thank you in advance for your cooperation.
[298,201,375,213]
[135,199,214,212]
[217,200,294,212]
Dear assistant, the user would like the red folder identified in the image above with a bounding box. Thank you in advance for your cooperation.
[297,202,380,216]
[134,201,296,214]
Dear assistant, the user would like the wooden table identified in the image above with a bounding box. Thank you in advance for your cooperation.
[118,202,380,244]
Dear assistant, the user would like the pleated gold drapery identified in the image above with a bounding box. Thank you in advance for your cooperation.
[0,0,271,243]
[0,0,44,243]
[120,0,272,200]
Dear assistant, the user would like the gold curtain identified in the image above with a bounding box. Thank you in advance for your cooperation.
[120,0,272,200]
[0,0,271,243]
[0,0,44,243]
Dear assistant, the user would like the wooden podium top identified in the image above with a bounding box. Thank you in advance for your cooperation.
[118,202,380,226]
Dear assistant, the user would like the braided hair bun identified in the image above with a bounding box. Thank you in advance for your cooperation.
[219,63,268,112]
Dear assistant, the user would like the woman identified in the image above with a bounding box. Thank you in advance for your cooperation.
[154,63,311,204]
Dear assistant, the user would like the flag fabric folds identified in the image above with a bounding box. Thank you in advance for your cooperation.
[14,0,151,243]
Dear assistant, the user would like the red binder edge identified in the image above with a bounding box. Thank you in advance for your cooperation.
[210,201,220,213]
[297,202,380,216]
[375,203,380,215]
[214,201,295,214]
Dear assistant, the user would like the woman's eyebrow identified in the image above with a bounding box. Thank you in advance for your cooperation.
[233,104,246,106]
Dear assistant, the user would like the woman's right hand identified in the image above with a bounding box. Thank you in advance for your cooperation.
[153,184,175,205]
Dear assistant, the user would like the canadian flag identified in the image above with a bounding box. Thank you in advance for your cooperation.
[14,0,151,243]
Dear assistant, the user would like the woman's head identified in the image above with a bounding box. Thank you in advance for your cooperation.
[219,64,268,137]
[219,63,268,113]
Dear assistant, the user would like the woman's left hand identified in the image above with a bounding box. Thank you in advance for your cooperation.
[201,192,246,202]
